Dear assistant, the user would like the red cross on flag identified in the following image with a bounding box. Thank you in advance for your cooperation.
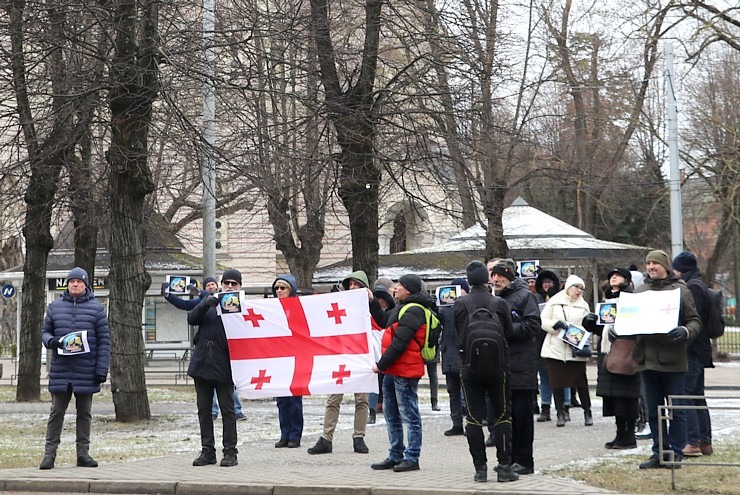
[221,289,379,399]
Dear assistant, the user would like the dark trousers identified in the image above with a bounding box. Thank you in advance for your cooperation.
[643,369,687,458]
[463,372,513,468]
[511,389,535,469]
[426,362,439,401]
[195,378,237,453]
[554,387,591,412]
[44,388,93,458]
[445,371,464,427]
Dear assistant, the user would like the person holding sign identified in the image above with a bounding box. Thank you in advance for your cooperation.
[633,250,701,470]
[540,275,593,427]
[187,268,242,467]
[39,267,110,470]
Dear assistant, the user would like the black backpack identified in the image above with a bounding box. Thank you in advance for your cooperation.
[689,280,726,338]
[460,297,508,377]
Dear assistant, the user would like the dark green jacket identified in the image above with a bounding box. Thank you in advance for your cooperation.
[633,275,701,373]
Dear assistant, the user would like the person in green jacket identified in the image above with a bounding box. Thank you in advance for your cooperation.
[634,250,701,470]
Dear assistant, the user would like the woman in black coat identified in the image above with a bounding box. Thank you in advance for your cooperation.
[585,268,641,450]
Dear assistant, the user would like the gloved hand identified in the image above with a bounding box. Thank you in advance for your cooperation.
[581,313,599,333]
[187,284,200,297]
[608,328,619,342]
[205,295,219,307]
[94,374,107,384]
[511,310,520,323]
[667,326,689,343]
[49,338,62,349]
[553,320,568,331]
[160,282,169,296]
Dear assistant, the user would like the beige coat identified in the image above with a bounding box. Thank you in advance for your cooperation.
[540,289,591,363]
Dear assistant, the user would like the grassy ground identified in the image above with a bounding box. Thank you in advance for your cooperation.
[543,433,740,494]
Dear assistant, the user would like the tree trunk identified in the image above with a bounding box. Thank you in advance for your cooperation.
[106,0,158,421]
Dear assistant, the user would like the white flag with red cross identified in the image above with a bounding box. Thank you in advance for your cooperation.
[221,289,379,399]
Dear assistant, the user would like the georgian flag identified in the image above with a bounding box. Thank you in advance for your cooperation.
[221,289,379,399]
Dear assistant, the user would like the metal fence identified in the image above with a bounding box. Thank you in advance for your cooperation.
[715,326,740,356]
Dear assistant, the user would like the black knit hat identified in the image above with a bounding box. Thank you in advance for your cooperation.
[398,274,423,295]
[466,260,489,287]
[66,267,90,287]
[672,251,698,273]
[221,268,242,285]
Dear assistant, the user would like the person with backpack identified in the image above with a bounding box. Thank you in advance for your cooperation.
[308,270,385,455]
[634,250,701,470]
[371,274,435,472]
[672,251,714,457]
[540,275,593,428]
[489,259,542,475]
[454,260,518,483]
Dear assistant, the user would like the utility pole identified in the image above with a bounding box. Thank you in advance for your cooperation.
[201,0,216,279]
[665,42,683,259]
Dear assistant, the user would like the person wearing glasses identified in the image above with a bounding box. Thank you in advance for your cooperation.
[161,277,246,421]
[187,268,243,467]
[540,275,593,427]
[271,275,305,449]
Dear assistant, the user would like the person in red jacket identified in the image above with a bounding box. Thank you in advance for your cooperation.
[371,274,434,473]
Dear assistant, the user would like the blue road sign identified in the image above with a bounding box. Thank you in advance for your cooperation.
[1,284,15,299]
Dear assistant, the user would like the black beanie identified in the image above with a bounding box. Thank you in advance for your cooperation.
[398,274,423,295]
[672,251,698,273]
[606,267,632,285]
[203,276,218,288]
[221,268,242,285]
[466,260,489,287]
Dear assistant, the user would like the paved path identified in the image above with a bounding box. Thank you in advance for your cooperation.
[1,362,737,495]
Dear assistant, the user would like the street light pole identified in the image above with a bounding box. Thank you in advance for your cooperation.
[665,41,683,259]
[202,0,216,279]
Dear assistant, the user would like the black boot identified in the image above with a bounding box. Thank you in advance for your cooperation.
[474,464,488,482]
[584,409,593,426]
[353,437,369,454]
[605,418,622,449]
[556,410,566,427]
[563,406,571,422]
[615,418,637,449]
[307,436,333,454]
[496,464,519,482]
[39,455,55,470]
[368,409,376,424]
[537,405,551,422]
[485,433,495,447]
[570,389,581,408]
[431,398,440,411]
[193,449,217,466]
[220,448,238,467]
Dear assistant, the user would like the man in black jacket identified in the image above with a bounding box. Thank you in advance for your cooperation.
[672,251,714,457]
[489,259,541,475]
[187,268,242,468]
[454,261,518,483]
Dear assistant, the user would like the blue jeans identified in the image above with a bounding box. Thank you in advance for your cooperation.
[685,354,712,445]
[382,374,422,463]
[642,369,687,458]
[212,389,243,417]
[276,396,304,442]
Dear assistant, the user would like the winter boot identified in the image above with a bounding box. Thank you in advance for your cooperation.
[496,464,520,482]
[39,455,55,470]
[556,409,566,427]
[193,449,217,466]
[77,454,98,467]
[536,405,551,422]
[220,448,238,467]
[431,398,440,411]
[614,418,637,449]
[563,406,571,422]
[307,436,333,455]
[368,409,376,424]
[474,464,488,482]
[353,437,369,454]
[584,409,593,426]
[605,418,622,449]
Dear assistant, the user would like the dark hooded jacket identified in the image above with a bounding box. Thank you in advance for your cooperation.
[41,287,111,394]
[187,289,234,384]
[272,274,298,297]
[678,269,713,368]
[496,277,541,390]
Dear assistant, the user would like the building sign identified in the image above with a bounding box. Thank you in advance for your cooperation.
[49,277,108,291]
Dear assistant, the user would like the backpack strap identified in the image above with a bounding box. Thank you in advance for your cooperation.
[399,302,430,350]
